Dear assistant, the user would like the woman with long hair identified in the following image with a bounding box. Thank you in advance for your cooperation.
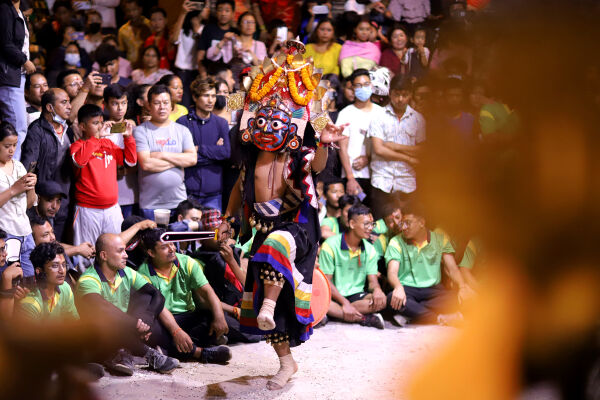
[304,18,342,76]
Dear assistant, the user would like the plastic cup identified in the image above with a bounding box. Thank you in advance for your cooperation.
[153,209,171,226]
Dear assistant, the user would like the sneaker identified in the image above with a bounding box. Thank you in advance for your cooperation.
[144,346,179,374]
[361,313,385,329]
[105,349,134,376]
[393,314,410,327]
[84,363,105,381]
[200,345,232,364]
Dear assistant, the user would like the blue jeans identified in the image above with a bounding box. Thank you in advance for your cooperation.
[0,75,27,161]
[5,233,35,277]
[189,193,222,212]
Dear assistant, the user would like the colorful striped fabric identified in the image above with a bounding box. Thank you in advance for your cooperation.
[240,230,315,339]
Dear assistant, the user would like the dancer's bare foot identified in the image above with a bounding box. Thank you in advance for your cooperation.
[267,354,298,390]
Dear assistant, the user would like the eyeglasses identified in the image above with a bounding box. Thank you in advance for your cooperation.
[65,81,84,88]
[352,83,371,89]
[241,20,256,25]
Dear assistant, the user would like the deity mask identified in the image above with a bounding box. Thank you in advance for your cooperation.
[243,104,299,152]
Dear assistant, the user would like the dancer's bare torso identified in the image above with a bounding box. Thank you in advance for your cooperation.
[254,151,287,203]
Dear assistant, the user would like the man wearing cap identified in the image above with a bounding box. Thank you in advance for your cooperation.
[27,181,66,231]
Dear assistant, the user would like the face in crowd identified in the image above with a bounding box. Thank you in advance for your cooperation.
[325,183,345,209]
[349,213,374,240]
[149,91,172,123]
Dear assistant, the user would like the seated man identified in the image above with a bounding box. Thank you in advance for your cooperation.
[30,213,95,267]
[371,202,403,282]
[320,179,345,240]
[385,206,475,326]
[137,229,232,363]
[321,194,361,240]
[75,233,180,375]
[17,242,78,320]
[319,204,387,329]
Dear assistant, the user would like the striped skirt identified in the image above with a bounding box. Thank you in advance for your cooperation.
[240,221,317,347]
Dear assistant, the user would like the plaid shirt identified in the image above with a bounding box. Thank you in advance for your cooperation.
[367,104,425,194]
[200,208,222,230]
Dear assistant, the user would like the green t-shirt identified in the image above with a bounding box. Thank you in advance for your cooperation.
[18,282,79,320]
[372,219,388,236]
[373,232,390,259]
[319,233,378,297]
[138,253,208,314]
[321,216,340,235]
[459,238,481,270]
[479,102,519,136]
[76,265,150,312]
[385,231,455,288]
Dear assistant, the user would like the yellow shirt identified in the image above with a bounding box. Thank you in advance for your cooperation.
[169,104,189,122]
[118,17,151,64]
[304,43,342,76]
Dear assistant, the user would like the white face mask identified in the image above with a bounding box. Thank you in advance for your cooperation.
[50,105,67,125]
[65,53,81,66]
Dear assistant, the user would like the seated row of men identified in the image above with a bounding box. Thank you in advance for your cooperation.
[320,200,477,329]
[0,192,479,377]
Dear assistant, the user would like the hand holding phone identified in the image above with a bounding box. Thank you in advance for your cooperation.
[99,73,112,86]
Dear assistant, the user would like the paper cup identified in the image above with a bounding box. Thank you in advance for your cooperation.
[5,238,21,264]
[153,209,171,226]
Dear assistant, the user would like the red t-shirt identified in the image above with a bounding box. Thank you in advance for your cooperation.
[70,136,137,209]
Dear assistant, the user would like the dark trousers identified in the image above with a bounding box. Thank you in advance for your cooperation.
[387,284,456,323]
[370,187,414,220]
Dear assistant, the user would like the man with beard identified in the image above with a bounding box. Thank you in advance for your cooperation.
[177,77,230,211]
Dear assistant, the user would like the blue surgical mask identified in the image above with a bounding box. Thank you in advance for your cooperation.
[65,53,81,66]
[354,86,373,102]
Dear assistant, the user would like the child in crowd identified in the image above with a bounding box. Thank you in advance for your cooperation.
[71,104,137,268]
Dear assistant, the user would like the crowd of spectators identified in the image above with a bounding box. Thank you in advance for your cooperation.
[0,0,510,379]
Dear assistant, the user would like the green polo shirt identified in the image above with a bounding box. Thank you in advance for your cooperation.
[321,216,341,235]
[373,232,390,259]
[319,233,378,297]
[76,265,150,312]
[459,238,481,269]
[18,282,79,320]
[372,219,388,236]
[138,253,209,315]
[385,231,455,288]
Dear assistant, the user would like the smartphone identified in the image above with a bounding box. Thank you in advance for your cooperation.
[99,73,112,86]
[27,161,37,174]
[276,27,288,44]
[312,5,329,14]
[189,0,204,9]
[110,122,126,134]
[70,31,85,41]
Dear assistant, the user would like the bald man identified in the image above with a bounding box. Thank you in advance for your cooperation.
[21,88,73,242]
[75,233,180,376]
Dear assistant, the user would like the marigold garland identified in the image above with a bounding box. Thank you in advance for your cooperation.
[249,67,284,102]
[288,70,313,106]
[249,54,318,105]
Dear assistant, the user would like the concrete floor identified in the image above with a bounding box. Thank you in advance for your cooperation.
[94,321,456,400]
